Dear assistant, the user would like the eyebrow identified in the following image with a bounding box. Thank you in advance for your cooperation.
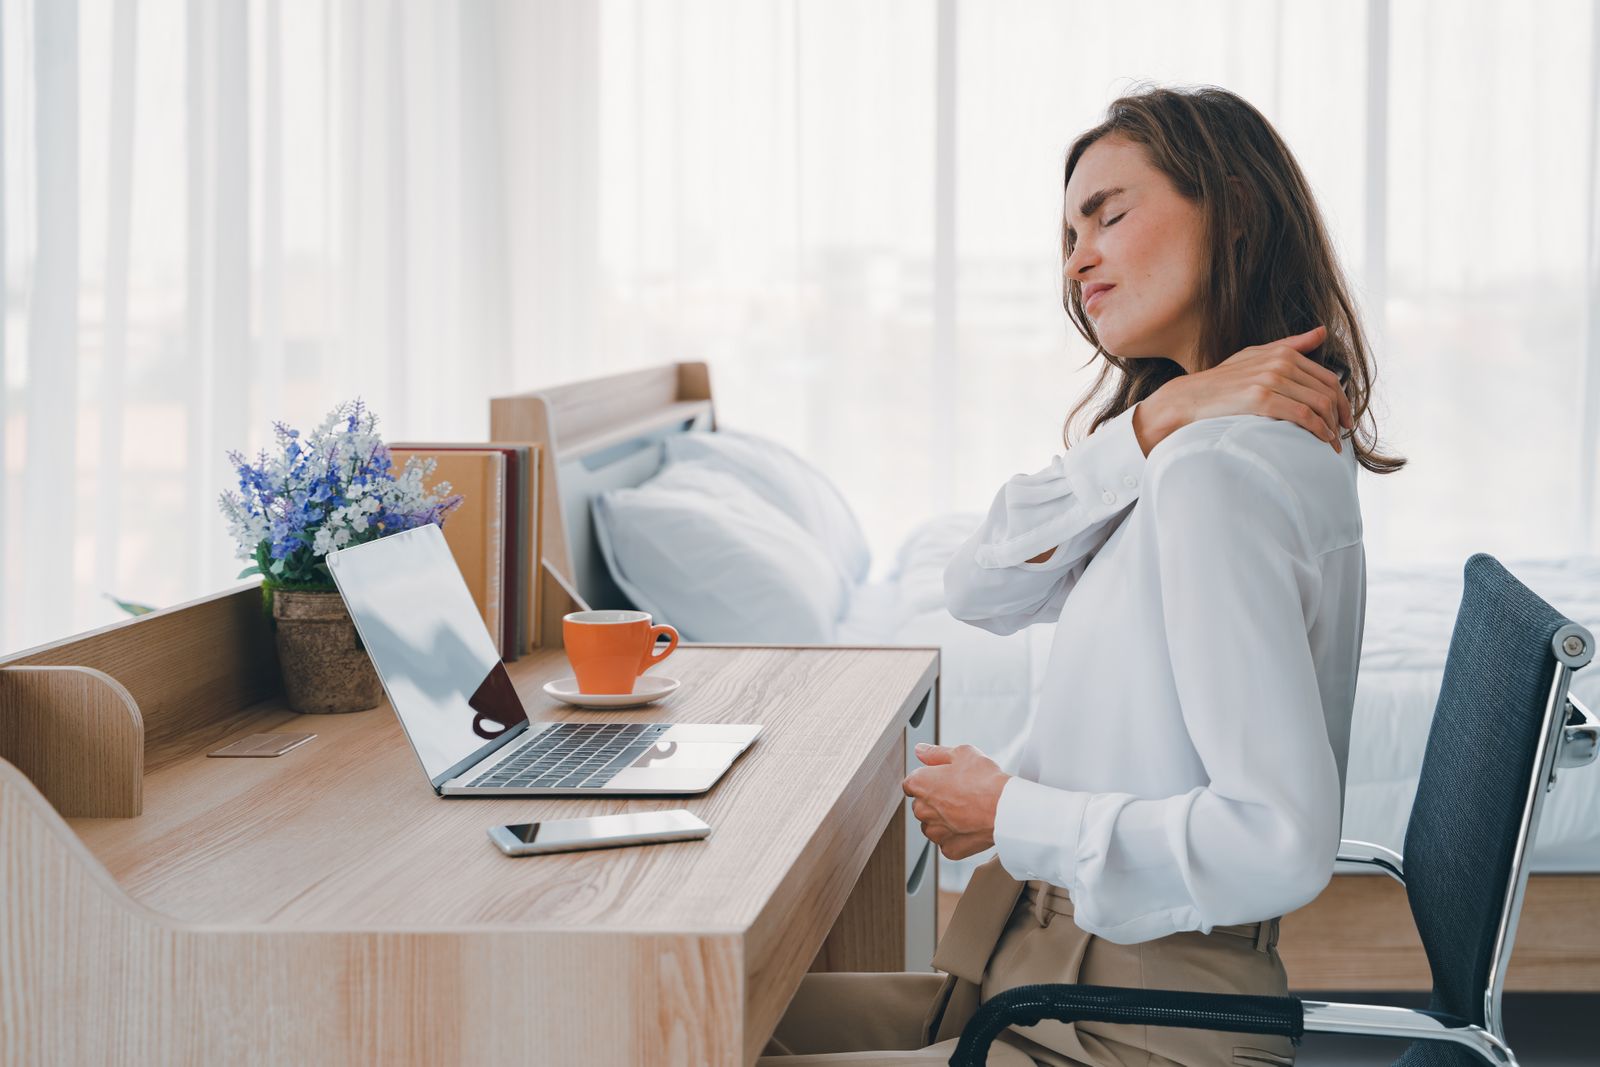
[1064,186,1127,239]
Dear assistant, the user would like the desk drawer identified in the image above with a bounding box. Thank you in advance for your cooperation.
[903,685,937,871]
[905,839,938,971]
[903,686,936,774]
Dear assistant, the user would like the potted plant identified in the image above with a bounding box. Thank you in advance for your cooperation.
[218,399,462,714]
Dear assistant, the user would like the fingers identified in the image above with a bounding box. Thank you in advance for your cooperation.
[921,818,991,860]
[914,742,954,767]
[1333,373,1354,430]
[1281,347,1353,431]
[1272,369,1345,450]
[1267,325,1354,428]
[1217,326,1355,439]
[1258,342,1350,439]
[1263,389,1341,452]
[936,832,991,860]
[1286,361,1353,436]
[1291,399,1338,451]
[902,761,951,798]
[1276,323,1326,354]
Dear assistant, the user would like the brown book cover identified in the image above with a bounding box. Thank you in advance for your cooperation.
[389,448,505,657]
[524,443,548,650]
[487,440,541,652]
[390,443,527,660]
[487,442,536,655]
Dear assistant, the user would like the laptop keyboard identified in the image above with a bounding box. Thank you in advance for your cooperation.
[465,722,673,790]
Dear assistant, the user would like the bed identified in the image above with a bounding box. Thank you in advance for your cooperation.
[492,361,1600,991]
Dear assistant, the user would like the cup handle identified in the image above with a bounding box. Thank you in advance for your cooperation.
[642,624,679,672]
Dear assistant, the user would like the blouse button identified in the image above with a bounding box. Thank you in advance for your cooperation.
[1122,475,1138,488]
[1101,489,1118,505]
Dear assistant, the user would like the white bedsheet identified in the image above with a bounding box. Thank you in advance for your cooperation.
[839,513,1600,890]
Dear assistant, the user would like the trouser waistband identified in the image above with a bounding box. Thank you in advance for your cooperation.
[1021,881,1280,952]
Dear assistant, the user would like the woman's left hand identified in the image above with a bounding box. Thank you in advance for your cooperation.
[902,743,1012,860]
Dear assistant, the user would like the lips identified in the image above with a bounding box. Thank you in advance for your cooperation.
[1083,282,1115,311]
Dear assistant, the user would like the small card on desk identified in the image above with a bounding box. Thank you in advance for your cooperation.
[207,733,318,758]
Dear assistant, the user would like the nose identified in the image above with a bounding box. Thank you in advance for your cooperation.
[1064,236,1099,283]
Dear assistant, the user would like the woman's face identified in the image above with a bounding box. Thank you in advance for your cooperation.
[1063,134,1209,373]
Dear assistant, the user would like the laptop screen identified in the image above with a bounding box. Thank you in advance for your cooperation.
[326,524,529,786]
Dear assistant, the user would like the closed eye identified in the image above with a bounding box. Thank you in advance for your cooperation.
[1064,210,1127,250]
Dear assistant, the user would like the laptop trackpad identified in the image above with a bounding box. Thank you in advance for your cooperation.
[604,742,747,791]
[630,740,745,770]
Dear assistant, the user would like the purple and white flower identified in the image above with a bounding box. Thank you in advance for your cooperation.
[218,399,463,589]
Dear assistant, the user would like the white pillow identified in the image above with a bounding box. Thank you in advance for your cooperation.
[661,429,871,585]
[591,461,852,643]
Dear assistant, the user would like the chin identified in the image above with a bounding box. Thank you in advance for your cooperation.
[1090,322,1120,351]
[1090,317,1142,356]
[1093,328,1140,359]
[1095,325,1162,363]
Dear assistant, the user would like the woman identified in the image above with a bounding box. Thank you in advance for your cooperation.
[758,85,1404,1066]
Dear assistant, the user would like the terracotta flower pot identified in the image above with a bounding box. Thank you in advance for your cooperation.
[271,589,384,714]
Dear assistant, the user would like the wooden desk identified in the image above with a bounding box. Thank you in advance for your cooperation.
[2,636,939,1065]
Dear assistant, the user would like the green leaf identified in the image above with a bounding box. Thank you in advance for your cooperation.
[270,559,286,576]
[104,593,157,617]
[237,565,263,579]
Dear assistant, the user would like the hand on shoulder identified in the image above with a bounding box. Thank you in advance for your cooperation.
[1135,325,1351,456]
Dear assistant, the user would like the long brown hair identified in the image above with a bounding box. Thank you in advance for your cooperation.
[1061,83,1404,475]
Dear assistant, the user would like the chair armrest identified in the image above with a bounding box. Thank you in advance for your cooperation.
[1556,692,1598,771]
[1303,1000,1514,1066]
[949,984,1301,1067]
[1334,839,1405,884]
[948,987,1516,1067]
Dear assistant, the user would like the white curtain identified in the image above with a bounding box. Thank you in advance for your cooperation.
[1,0,509,653]
[4,0,1597,655]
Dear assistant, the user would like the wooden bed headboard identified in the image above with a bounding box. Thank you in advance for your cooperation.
[489,363,716,644]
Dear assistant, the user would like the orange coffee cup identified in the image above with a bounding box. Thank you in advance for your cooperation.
[562,610,680,695]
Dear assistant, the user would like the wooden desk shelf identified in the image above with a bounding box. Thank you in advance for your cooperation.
[0,584,282,815]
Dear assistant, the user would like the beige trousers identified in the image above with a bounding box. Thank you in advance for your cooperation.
[758,857,1297,1067]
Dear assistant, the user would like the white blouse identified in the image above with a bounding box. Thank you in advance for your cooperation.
[944,401,1365,945]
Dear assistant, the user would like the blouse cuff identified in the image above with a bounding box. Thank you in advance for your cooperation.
[972,401,1149,571]
[993,775,1090,887]
[1064,399,1147,511]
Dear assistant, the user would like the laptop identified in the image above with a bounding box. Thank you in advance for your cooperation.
[325,523,761,796]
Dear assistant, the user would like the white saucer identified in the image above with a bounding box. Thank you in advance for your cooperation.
[542,674,681,709]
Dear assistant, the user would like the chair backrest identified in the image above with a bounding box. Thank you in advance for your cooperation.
[1399,553,1591,1050]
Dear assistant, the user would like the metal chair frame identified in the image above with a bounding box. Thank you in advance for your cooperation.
[950,563,1598,1067]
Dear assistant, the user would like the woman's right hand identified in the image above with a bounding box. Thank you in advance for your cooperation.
[1133,325,1353,455]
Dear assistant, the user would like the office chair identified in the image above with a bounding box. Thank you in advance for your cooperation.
[951,553,1598,1067]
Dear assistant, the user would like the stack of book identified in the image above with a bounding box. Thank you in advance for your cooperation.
[387,442,540,662]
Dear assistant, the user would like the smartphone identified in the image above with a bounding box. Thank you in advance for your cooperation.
[488,809,711,856]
